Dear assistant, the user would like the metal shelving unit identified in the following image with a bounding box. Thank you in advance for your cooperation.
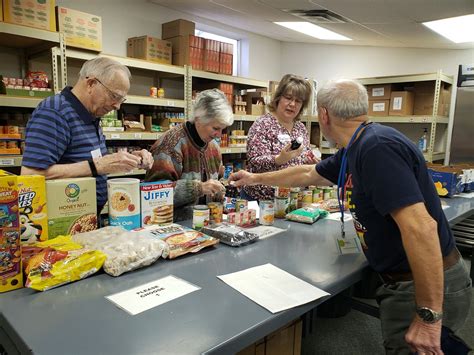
[103,132,164,140]
[0,95,44,108]
[0,155,23,167]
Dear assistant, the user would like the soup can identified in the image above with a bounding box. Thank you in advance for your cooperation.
[193,205,210,230]
[150,86,158,98]
[323,187,332,200]
[301,189,313,207]
[207,202,223,224]
[107,178,141,230]
[288,190,299,212]
[157,87,165,98]
[259,200,274,225]
[274,197,288,218]
[235,199,248,212]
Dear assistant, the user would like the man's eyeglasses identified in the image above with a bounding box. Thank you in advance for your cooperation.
[88,77,127,104]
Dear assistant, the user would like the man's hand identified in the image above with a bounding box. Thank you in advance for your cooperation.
[229,170,256,188]
[132,149,153,170]
[405,316,443,354]
[275,143,304,166]
[94,151,141,175]
[201,179,225,196]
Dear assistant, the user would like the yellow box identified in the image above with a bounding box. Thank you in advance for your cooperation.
[3,0,56,32]
[0,169,22,293]
[56,6,102,51]
[46,177,97,238]
[18,175,48,244]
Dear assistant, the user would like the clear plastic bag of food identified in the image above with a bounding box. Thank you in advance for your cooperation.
[71,226,167,276]
[24,236,106,291]
[286,207,329,224]
[201,223,259,247]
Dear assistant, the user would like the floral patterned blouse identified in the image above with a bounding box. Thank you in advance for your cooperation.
[243,112,315,201]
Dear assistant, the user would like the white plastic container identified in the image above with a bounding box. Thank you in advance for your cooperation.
[107,178,140,230]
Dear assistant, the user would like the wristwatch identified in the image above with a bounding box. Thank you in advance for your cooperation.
[416,306,443,323]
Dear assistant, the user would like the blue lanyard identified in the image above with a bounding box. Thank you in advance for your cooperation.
[337,122,368,237]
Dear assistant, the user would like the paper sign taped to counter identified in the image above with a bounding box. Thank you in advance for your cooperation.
[218,263,329,313]
[106,275,200,315]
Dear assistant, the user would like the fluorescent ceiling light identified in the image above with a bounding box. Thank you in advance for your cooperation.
[274,22,351,41]
[423,14,474,43]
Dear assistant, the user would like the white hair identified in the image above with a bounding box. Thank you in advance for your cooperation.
[190,89,234,127]
[317,79,368,120]
[78,57,131,84]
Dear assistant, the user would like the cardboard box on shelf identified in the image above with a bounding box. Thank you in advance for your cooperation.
[127,36,171,65]
[220,42,233,54]
[18,175,48,244]
[204,38,220,52]
[219,53,233,75]
[172,46,204,69]
[269,81,279,94]
[0,170,22,293]
[204,49,220,73]
[250,104,265,116]
[368,99,390,116]
[162,19,195,39]
[389,91,414,116]
[366,84,393,100]
[236,319,302,355]
[55,7,102,51]
[1,1,3,22]
[3,0,56,31]
[413,82,451,116]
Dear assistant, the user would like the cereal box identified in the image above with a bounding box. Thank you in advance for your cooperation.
[18,175,48,244]
[140,180,174,227]
[0,170,22,293]
[46,178,97,238]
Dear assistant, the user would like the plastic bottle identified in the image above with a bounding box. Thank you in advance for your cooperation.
[291,136,304,150]
[418,128,428,153]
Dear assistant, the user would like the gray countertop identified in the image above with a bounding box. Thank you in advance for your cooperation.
[1,195,473,355]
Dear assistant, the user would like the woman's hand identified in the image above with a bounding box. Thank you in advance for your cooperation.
[201,179,225,196]
[275,143,304,166]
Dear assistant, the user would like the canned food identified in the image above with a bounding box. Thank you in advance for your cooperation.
[301,190,313,207]
[312,188,323,203]
[0,141,7,149]
[275,186,290,198]
[288,191,299,212]
[193,205,210,230]
[323,187,332,200]
[235,199,248,212]
[150,87,158,98]
[207,202,223,224]
[7,141,18,149]
[259,200,274,225]
[274,197,288,218]
[157,88,165,98]
[6,126,19,135]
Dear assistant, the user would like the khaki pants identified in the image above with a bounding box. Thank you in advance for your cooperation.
[376,258,472,355]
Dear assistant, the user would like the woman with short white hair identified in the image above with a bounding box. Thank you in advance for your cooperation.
[146,89,234,221]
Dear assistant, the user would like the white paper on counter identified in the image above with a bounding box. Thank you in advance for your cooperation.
[217,263,330,313]
[325,212,353,222]
[442,205,450,210]
[454,192,474,199]
[106,275,200,315]
[245,225,285,240]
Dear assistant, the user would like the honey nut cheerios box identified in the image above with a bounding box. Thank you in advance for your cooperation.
[46,178,97,238]
[18,175,48,244]
[0,170,22,293]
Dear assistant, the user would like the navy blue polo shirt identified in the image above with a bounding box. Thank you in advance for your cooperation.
[22,87,108,212]
[316,123,454,273]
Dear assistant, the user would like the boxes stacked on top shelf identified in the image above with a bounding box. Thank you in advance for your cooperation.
[389,91,414,116]
[168,34,204,69]
[367,84,392,117]
[127,36,172,65]
[162,19,195,39]
[197,82,233,106]
[1,1,3,22]
[219,42,233,75]
[3,0,56,31]
[368,100,390,116]
[243,88,267,116]
[204,38,220,73]
[413,81,451,116]
[55,7,102,51]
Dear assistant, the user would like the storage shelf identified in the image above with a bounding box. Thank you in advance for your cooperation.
[369,115,449,124]
[0,22,60,48]
[0,155,22,167]
[302,115,318,123]
[233,115,259,122]
[220,147,247,154]
[104,132,164,140]
[0,95,43,108]
[358,72,453,85]
[63,48,186,76]
[124,95,185,108]
[108,169,146,177]
[426,152,446,161]
[191,70,267,88]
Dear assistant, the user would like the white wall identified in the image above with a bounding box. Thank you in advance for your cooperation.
[55,0,281,81]
[279,42,474,83]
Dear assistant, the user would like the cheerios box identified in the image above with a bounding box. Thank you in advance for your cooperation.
[18,175,48,244]
[140,180,174,227]
[0,169,22,293]
[46,177,97,238]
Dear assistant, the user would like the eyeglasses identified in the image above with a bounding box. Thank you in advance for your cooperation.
[281,95,303,105]
[88,77,127,104]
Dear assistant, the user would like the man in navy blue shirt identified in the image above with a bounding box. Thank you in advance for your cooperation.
[231,79,471,354]
[21,57,153,213]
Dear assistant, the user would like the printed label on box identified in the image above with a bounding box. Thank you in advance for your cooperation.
[372,88,385,97]
[373,102,386,112]
[392,97,403,110]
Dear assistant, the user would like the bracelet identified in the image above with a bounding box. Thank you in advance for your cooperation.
[88,159,98,177]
